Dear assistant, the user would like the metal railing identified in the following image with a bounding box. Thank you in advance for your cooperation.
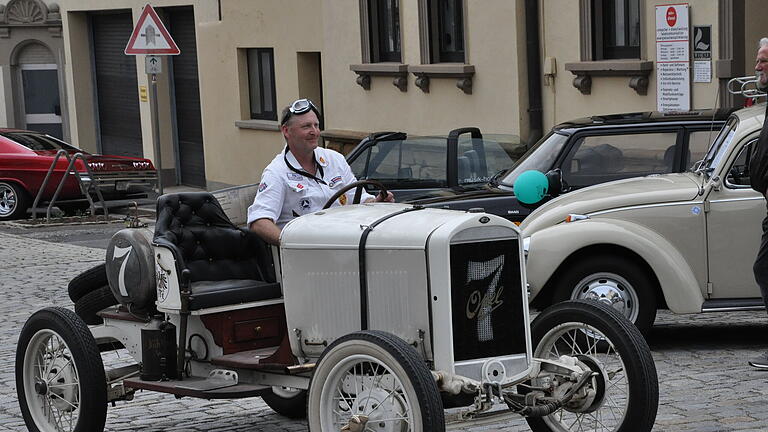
[32,149,108,222]
[727,75,767,98]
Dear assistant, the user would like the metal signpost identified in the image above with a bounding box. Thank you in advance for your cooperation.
[125,4,181,195]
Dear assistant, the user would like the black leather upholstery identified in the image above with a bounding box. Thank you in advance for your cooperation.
[153,192,279,310]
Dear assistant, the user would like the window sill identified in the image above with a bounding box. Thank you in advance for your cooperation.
[235,119,280,131]
[350,63,409,92]
[563,60,653,95]
[408,63,475,94]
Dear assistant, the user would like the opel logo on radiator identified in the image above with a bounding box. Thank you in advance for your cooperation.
[465,264,504,321]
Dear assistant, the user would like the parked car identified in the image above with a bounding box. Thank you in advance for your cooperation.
[347,128,527,202]
[16,189,658,432]
[519,103,765,335]
[0,129,157,220]
[406,109,734,222]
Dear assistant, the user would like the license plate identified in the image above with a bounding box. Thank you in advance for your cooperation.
[116,181,129,191]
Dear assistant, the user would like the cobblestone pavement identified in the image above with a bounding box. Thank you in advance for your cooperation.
[2,230,768,431]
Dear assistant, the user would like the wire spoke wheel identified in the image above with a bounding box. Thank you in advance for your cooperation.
[16,307,107,432]
[308,331,444,432]
[23,330,82,432]
[526,300,657,432]
[536,323,628,431]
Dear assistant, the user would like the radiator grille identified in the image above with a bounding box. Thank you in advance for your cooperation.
[450,239,526,361]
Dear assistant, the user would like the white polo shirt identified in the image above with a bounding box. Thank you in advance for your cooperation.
[247,147,374,228]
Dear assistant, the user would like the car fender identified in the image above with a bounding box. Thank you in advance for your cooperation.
[525,218,703,314]
[0,176,32,194]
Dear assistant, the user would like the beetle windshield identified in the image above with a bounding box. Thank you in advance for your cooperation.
[699,117,738,176]
[499,132,568,187]
[2,131,80,152]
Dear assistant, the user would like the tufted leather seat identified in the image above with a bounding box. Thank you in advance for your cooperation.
[153,192,281,311]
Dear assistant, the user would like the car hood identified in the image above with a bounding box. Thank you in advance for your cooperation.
[521,172,702,234]
[406,184,509,203]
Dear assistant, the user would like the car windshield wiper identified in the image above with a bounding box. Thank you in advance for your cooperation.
[487,169,508,187]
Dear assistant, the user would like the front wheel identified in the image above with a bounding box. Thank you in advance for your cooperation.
[307,330,444,431]
[526,300,658,432]
[16,307,108,432]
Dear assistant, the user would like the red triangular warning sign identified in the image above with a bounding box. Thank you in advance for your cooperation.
[125,4,180,55]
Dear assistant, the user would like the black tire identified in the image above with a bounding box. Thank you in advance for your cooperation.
[0,180,30,220]
[16,307,107,432]
[74,286,117,325]
[68,264,108,303]
[262,387,308,419]
[308,330,444,431]
[526,300,658,432]
[553,255,657,335]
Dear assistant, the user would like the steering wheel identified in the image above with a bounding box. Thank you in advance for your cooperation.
[322,179,389,209]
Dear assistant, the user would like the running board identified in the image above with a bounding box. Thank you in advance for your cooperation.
[124,377,269,399]
[701,298,765,312]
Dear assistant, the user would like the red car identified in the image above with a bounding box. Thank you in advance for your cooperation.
[0,129,157,220]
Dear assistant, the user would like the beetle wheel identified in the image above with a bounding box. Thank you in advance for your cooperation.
[554,256,657,335]
[526,300,658,432]
[307,330,444,432]
[16,307,107,432]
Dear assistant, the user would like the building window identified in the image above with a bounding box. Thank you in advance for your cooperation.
[592,0,641,60]
[368,0,401,62]
[247,48,276,121]
[427,0,465,63]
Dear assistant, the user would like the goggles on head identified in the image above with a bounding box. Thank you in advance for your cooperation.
[281,98,319,126]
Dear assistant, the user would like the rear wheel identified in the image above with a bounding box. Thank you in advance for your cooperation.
[526,300,658,432]
[16,307,107,432]
[308,330,444,432]
[262,387,307,419]
[0,181,29,220]
[554,255,656,335]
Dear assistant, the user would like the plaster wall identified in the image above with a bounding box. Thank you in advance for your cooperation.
[0,66,7,127]
[541,0,722,131]
[745,0,766,75]
[321,0,528,141]
[195,0,323,188]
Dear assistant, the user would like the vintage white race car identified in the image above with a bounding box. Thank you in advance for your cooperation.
[15,182,658,432]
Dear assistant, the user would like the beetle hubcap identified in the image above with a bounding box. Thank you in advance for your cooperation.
[572,272,639,323]
[0,184,16,216]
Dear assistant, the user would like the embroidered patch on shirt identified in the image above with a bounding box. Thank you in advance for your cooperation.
[318,156,327,166]
[300,198,311,209]
[328,175,343,187]
[339,194,347,205]
[287,173,304,181]
[258,182,268,193]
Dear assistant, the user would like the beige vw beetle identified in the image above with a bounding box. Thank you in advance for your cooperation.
[521,100,766,335]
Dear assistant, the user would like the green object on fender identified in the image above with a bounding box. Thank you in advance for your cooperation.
[513,170,548,204]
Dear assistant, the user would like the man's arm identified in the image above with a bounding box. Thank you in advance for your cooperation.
[250,218,281,246]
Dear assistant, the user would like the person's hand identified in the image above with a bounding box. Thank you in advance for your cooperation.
[376,191,395,203]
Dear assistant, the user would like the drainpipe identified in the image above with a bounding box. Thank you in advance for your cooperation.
[524,0,544,145]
